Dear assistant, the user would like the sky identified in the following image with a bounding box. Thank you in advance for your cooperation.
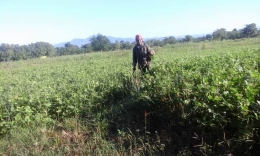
[0,0,259,45]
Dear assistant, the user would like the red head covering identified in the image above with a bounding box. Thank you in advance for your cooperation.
[135,34,142,39]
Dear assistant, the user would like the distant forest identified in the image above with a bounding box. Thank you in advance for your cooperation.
[0,23,259,62]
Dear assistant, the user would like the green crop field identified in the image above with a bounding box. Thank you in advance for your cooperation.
[1,38,260,155]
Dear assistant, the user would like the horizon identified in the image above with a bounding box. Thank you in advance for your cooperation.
[1,0,260,45]
[53,33,210,47]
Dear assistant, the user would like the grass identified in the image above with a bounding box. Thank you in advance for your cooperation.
[0,119,123,155]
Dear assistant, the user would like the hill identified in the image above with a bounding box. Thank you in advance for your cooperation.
[53,36,162,48]
[53,34,207,48]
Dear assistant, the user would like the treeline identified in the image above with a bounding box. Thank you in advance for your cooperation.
[0,42,56,62]
[0,23,259,62]
[146,23,260,46]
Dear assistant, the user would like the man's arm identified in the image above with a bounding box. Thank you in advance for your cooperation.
[146,44,155,56]
[132,47,137,66]
[132,48,137,71]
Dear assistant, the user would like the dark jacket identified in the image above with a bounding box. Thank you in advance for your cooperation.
[133,43,154,67]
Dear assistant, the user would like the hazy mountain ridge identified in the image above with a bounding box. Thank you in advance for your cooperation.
[53,34,207,47]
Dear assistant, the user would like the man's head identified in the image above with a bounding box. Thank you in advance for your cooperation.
[135,34,142,45]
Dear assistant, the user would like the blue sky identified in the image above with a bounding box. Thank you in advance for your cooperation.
[0,0,259,45]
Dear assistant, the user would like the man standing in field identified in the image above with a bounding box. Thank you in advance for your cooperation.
[132,34,155,75]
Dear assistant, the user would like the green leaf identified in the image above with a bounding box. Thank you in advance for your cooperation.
[208,95,213,100]
[241,106,248,111]
[214,96,222,101]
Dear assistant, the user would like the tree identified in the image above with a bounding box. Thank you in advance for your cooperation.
[55,47,66,56]
[23,42,56,58]
[81,43,92,53]
[90,34,111,52]
[227,28,240,39]
[146,39,164,47]
[0,43,13,61]
[35,42,55,56]
[212,28,227,40]
[0,48,14,61]
[242,23,258,38]
[12,44,26,60]
[162,36,177,44]
[65,42,73,48]
[205,34,213,41]
[194,36,206,42]
[184,35,193,42]
[63,42,80,55]
[0,42,56,62]
[112,41,120,51]
[119,41,133,50]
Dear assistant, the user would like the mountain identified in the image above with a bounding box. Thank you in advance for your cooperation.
[53,36,166,47]
[53,37,92,47]
[53,36,137,48]
[53,34,207,48]
[107,36,135,43]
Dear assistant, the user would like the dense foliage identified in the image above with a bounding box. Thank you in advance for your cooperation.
[1,38,260,155]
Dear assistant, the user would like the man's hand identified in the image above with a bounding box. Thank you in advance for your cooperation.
[148,50,155,56]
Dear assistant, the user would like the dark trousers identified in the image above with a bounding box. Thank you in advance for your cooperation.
[138,64,150,75]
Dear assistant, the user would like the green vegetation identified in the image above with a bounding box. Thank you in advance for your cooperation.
[1,38,260,155]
